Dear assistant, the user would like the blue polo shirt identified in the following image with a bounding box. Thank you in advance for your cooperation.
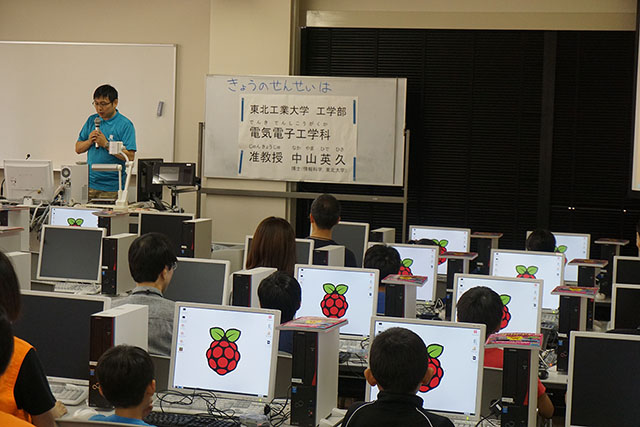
[78,111,136,192]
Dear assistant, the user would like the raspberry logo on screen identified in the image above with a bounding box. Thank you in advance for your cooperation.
[500,294,512,330]
[205,327,241,375]
[320,283,349,318]
[515,265,538,279]
[67,218,84,227]
[419,344,444,393]
[432,239,449,265]
[555,245,568,265]
[398,258,414,275]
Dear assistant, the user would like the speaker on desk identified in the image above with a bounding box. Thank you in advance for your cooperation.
[89,305,148,408]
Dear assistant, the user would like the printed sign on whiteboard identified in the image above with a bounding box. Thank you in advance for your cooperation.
[237,94,357,182]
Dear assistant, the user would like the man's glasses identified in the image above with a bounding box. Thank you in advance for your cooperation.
[92,101,113,108]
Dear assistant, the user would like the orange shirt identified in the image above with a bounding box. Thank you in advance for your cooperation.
[0,337,33,423]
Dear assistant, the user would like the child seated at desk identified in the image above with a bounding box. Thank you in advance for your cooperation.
[90,345,156,426]
[456,286,554,419]
[363,244,401,315]
[257,271,301,354]
[342,327,454,427]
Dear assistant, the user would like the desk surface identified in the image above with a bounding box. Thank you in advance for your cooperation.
[542,365,568,386]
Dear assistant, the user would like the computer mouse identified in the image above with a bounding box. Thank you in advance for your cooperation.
[72,408,99,419]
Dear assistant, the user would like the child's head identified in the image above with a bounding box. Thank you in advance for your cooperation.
[128,233,177,286]
[246,216,296,275]
[96,345,155,409]
[0,250,21,322]
[456,286,503,335]
[365,327,433,394]
[258,271,302,323]
[364,244,401,281]
[525,229,556,253]
[408,238,438,246]
[0,306,14,376]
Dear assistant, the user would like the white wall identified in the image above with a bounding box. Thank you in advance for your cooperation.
[1,0,636,242]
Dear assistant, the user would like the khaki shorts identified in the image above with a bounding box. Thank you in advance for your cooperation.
[88,188,118,200]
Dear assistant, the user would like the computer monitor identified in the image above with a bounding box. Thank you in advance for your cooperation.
[169,303,280,402]
[408,226,471,276]
[452,274,542,334]
[366,317,485,423]
[163,258,230,305]
[13,290,111,383]
[331,221,370,267]
[37,225,105,283]
[138,211,194,255]
[490,249,564,310]
[389,243,438,302]
[527,231,590,283]
[294,265,378,338]
[567,331,640,426]
[3,159,55,202]
[613,256,640,285]
[611,283,640,329]
[243,236,315,269]
[49,206,101,228]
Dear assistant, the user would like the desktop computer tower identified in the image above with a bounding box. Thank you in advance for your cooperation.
[6,251,30,290]
[500,348,537,427]
[180,218,212,258]
[60,164,89,204]
[227,267,277,307]
[97,213,130,236]
[89,304,148,408]
[0,207,30,251]
[290,329,339,426]
[101,233,137,295]
[557,296,593,372]
[313,245,345,267]
[369,227,395,244]
[384,284,417,318]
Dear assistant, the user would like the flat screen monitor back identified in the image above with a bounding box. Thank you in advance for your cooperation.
[567,332,640,427]
[13,291,110,383]
[614,257,640,285]
[163,258,229,305]
[138,212,194,255]
[612,284,640,329]
[332,222,369,267]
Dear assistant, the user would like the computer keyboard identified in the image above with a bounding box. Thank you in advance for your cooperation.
[49,383,88,405]
[54,282,100,294]
[143,411,240,427]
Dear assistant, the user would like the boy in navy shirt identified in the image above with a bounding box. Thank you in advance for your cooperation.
[342,327,454,427]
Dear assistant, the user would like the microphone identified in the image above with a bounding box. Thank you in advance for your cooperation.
[94,117,101,148]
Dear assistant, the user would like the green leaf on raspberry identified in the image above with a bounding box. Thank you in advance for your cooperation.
[210,327,225,340]
[427,343,444,358]
[225,329,241,343]
[439,240,449,248]
[336,284,348,295]
[527,266,538,275]
[402,258,414,267]
[67,218,76,226]
[556,245,567,253]
[500,294,511,305]
[76,218,84,226]
[432,239,440,246]
[323,283,336,294]
[516,265,527,274]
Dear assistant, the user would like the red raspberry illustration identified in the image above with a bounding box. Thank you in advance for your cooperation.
[555,245,568,265]
[419,344,444,393]
[205,327,241,376]
[398,258,414,275]
[515,265,538,279]
[432,239,449,265]
[499,294,512,330]
[320,283,348,318]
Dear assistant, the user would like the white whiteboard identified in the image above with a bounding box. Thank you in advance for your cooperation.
[0,41,176,170]
[204,74,406,186]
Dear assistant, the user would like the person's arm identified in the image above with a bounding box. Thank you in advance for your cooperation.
[537,392,554,419]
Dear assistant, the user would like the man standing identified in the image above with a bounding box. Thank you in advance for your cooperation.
[307,193,358,267]
[75,84,136,200]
